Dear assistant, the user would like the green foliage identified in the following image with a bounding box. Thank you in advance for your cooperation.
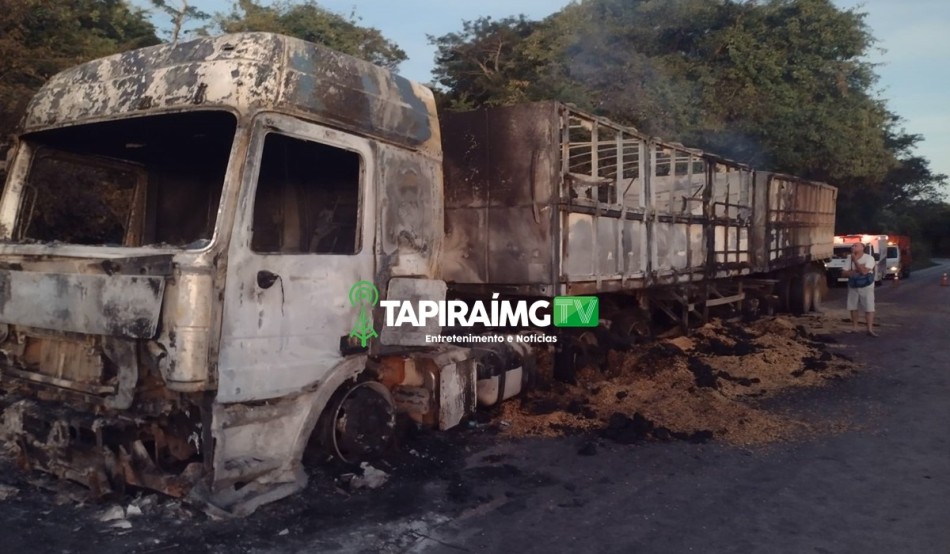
[431,16,546,110]
[431,0,948,240]
[216,0,407,71]
[0,0,159,141]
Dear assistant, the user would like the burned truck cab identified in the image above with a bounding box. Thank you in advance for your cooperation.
[0,33,449,514]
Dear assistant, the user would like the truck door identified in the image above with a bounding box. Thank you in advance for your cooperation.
[217,114,376,402]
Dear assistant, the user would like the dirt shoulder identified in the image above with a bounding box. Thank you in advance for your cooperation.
[496,314,857,446]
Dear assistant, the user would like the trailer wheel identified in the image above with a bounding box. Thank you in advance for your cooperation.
[788,276,806,315]
[742,292,772,320]
[576,330,607,370]
[775,278,791,313]
[810,279,822,312]
[802,277,816,314]
[318,381,395,464]
[553,340,578,383]
[608,312,652,349]
[805,270,824,312]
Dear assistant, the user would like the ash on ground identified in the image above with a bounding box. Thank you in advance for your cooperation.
[495,315,857,446]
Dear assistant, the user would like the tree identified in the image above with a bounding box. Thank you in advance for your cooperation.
[430,14,593,112]
[0,0,159,143]
[216,0,406,71]
[432,0,895,173]
[432,16,541,110]
[150,0,211,42]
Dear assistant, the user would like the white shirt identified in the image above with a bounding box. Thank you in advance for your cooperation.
[850,253,875,273]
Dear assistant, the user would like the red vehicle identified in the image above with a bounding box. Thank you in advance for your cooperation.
[886,235,913,278]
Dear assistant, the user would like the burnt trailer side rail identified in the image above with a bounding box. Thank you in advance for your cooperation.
[442,103,831,292]
[761,173,837,270]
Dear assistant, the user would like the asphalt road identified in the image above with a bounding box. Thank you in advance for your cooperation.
[1,262,948,553]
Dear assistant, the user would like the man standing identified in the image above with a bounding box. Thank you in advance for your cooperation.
[842,242,877,336]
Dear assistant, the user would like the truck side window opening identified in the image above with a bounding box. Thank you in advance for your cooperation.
[15,111,235,248]
[251,134,361,255]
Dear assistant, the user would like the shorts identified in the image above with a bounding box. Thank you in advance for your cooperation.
[847,285,875,312]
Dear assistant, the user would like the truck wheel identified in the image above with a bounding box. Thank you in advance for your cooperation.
[319,381,395,464]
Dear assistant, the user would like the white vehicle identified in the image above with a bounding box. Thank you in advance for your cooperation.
[884,242,901,279]
[827,234,887,285]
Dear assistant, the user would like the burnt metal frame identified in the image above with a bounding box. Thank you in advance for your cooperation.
[557,106,757,332]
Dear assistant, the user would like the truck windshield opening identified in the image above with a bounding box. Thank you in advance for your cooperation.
[14,111,236,249]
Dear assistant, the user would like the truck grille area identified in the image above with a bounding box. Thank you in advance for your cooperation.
[12,332,116,394]
[0,328,142,409]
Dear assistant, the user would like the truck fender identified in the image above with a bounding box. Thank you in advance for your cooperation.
[201,355,369,516]
[286,355,370,468]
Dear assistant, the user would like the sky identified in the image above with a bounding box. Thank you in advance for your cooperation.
[135,0,950,181]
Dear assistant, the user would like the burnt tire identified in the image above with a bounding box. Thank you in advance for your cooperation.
[554,326,611,381]
[575,329,608,370]
[608,312,653,349]
[742,294,766,321]
[318,381,395,464]
[553,340,581,383]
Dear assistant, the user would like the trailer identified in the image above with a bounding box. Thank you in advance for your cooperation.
[0,33,837,515]
[442,103,835,330]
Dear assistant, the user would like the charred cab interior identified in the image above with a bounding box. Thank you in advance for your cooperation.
[14,111,236,249]
[0,111,236,498]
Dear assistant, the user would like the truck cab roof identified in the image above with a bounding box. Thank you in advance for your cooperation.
[20,32,441,156]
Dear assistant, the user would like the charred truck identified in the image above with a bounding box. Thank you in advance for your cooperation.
[0,34,836,515]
